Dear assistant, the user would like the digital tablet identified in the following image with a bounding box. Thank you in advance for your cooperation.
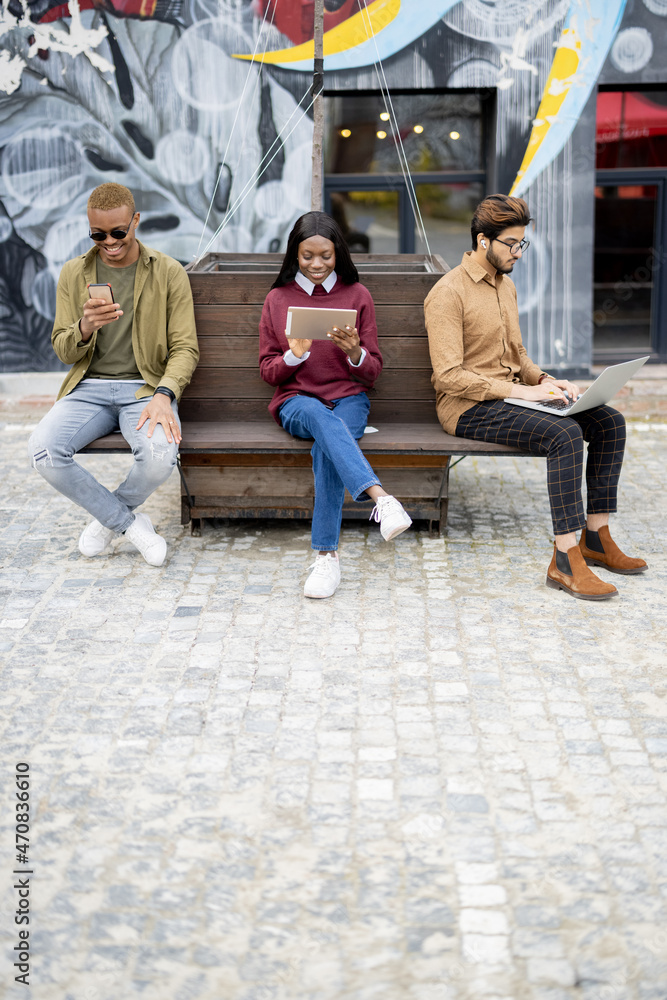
[286,306,357,340]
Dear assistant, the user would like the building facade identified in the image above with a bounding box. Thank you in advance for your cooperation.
[0,0,665,374]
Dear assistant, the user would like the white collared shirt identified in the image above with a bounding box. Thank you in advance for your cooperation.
[284,270,366,367]
[294,270,338,295]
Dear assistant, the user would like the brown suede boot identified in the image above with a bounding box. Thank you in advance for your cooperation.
[546,543,618,600]
[579,526,647,575]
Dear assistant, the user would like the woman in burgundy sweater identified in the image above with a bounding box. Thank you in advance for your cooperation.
[259,212,412,598]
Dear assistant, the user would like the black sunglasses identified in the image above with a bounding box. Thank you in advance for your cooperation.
[89,222,134,242]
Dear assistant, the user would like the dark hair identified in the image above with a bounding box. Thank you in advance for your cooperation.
[271,211,359,289]
[471,194,532,251]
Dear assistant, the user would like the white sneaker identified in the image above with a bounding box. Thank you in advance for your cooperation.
[370,495,412,541]
[124,512,167,567]
[304,552,341,599]
[79,518,115,557]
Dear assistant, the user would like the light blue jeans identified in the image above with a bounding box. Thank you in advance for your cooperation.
[279,392,381,551]
[28,380,179,533]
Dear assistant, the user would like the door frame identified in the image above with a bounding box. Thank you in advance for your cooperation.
[324,171,486,254]
[595,167,667,363]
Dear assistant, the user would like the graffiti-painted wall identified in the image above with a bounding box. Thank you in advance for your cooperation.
[0,0,664,373]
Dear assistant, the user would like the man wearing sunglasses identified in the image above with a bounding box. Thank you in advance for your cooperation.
[425,193,646,601]
[29,182,199,567]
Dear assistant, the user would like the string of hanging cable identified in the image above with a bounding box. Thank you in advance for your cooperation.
[193,0,432,265]
[357,2,432,258]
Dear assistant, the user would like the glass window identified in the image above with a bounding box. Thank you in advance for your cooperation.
[596,90,667,169]
[329,190,399,254]
[325,93,484,175]
[415,181,483,262]
[593,184,657,354]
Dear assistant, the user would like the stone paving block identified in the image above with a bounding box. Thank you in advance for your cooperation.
[2,417,667,999]
[526,958,576,987]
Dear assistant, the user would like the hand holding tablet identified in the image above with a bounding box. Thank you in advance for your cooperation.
[326,323,362,365]
[286,305,361,363]
[286,306,358,340]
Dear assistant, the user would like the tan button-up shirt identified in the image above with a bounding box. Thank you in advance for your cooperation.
[424,251,546,434]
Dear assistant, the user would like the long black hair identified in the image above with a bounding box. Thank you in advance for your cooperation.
[271,211,359,289]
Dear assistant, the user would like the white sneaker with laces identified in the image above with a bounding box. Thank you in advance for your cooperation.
[124,512,167,567]
[304,552,341,599]
[370,495,412,541]
[79,518,115,557]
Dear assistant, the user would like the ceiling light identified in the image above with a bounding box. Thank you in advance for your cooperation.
[413,124,424,134]
[376,130,387,139]
[450,130,460,140]
[340,128,351,138]
[380,112,390,121]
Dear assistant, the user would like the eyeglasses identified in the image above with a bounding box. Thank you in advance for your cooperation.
[89,222,134,242]
[492,237,530,255]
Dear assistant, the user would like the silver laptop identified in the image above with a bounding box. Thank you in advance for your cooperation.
[504,356,649,416]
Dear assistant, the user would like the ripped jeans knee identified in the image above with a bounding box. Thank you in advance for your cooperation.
[31,445,54,469]
[29,431,63,473]
[146,440,176,465]
[127,435,178,494]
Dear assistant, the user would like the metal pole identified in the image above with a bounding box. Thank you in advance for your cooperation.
[310,0,324,211]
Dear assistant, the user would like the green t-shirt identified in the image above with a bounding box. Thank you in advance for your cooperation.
[86,259,141,380]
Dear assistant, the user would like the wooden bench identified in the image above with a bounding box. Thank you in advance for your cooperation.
[82,253,532,534]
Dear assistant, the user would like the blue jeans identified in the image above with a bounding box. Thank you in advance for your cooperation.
[279,392,381,551]
[28,380,179,533]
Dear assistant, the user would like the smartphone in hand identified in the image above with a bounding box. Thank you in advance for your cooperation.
[87,282,114,304]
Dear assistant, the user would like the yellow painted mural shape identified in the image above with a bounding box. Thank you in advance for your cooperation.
[233,0,401,64]
[510,25,581,194]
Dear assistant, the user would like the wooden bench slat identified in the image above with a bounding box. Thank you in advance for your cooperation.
[193,330,433,369]
[193,304,430,341]
[184,465,446,499]
[189,272,446,306]
[185,368,437,399]
[177,398,450,424]
[193,306,263,338]
[178,422,530,455]
[186,498,448,525]
[189,252,444,269]
[81,421,531,457]
[181,453,449,468]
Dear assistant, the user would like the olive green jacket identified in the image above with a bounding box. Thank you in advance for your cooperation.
[52,241,199,401]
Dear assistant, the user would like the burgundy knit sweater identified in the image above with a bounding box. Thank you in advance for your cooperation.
[259,278,383,424]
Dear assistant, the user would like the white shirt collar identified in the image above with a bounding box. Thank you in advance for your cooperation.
[295,270,338,295]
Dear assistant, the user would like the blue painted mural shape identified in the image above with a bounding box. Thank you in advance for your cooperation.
[511,0,628,196]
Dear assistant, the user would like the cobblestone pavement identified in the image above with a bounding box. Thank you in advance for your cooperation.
[1,412,666,1000]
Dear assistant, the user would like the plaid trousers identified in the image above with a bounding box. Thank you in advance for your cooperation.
[455,400,627,535]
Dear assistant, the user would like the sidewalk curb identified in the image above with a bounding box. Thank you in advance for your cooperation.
[0,372,64,398]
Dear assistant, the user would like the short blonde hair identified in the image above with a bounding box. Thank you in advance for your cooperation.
[87,183,135,215]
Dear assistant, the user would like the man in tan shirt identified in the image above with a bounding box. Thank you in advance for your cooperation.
[425,193,646,601]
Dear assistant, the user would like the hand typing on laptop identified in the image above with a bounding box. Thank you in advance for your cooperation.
[508,377,580,403]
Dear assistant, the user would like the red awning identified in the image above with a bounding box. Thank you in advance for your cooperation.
[597,92,667,144]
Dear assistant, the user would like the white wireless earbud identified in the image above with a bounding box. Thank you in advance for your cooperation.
[481,240,487,248]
